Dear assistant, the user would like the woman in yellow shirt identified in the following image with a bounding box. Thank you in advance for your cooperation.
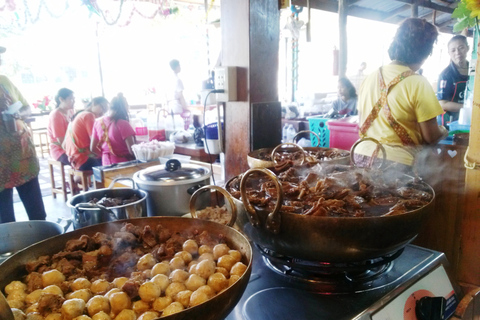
[355,18,448,169]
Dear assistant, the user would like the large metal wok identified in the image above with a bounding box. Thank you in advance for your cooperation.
[223,166,435,263]
[0,217,252,320]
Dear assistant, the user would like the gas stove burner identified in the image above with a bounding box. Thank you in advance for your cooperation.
[257,244,405,294]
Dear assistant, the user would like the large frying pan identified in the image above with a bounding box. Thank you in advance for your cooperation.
[0,217,252,320]
[223,167,435,263]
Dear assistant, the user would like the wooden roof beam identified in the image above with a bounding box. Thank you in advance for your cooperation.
[381,4,412,22]
[393,0,454,14]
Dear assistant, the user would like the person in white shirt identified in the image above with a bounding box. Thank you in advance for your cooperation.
[166,59,189,115]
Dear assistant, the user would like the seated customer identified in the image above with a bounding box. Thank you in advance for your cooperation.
[91,93,136,165]
[64,96,108,171]
[325,77,358,118]
[47,88,74,165]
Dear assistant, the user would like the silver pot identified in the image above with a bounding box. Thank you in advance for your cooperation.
[0,220,68,264]
[133,159,211,216]
[67,178,148,229]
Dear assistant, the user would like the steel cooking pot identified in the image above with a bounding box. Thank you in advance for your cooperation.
[247,143,350,169]
[133,159,211,216]
[67,178,148,229]
[0,220,69,264]
[223,166,435,263]
[0,217,252,320]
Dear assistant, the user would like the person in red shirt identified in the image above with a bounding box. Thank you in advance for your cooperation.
[47,88,74,165]
[91,93,136,165]
[64,97,108,171]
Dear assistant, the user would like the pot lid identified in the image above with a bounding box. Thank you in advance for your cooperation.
[135,159,211,184]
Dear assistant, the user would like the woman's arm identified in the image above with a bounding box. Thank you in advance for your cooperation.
[438,100,462,112]
[418,117,449,145]
[125,135,136,156]
[90,127,101,156]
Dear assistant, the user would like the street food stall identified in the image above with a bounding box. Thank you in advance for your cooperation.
[2,0,480,319]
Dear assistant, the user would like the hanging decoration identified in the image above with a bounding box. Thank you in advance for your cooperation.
[117,3,179,27]
[81,0,100,16]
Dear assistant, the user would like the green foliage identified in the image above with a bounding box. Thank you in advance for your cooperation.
[452,0,477,32]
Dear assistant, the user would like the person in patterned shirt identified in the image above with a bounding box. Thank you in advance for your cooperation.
[0,45,47,223]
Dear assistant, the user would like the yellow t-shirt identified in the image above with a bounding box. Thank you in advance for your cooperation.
[356,65,444,165]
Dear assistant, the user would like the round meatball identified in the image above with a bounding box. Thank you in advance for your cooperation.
[229,275,241,286]
[43,285,64,297]
[138,311,160,320]
[169,257,185,270]
[90,280,112,295]
[175,290,193,308]
[25,289,43,305]
[72,316,92,320]
[132,299,150,315]
[195,285,215,299]
[112,277,129,289]
[61,298,86,320]
[215,267,229,278]
[151,262,170,276]
[7,299,25,310]
[228,250,242,263]
[213,244,230,260]
[217,254,236,272]
[138,281,161,302]
[90,311,111,320]
[152,296,172,312]
[207,273,228,293]
[114,309,136,320]
[71,278,91,291]
[5,281,27,295]
[182,240,199,255]
[86,295,110,316]
[25,312,43,320]
[42,269,66,287]
[189,290,209,307]
[198,245,213,255]
[137,253,156,271]
[66,289,92,303]
[194,259,216,280]
[104,288,121,299]
[109,291,131,315]
[185,274,206,292]
[174,251,193,264]
[45,313,62,320]
[230,262,248,277]
[161,301,184,316]
[150,274,170,293]
[165,282,186,298]
[198,253,214,262]
[169,269,189,283]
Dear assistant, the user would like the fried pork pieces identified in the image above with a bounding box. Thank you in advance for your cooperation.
[227,163,433,217]
[4,223,247,319]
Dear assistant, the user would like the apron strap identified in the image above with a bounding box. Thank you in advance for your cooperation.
[100,119,119,157]
[359,67,417,147]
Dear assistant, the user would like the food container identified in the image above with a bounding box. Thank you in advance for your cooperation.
[247,143,350,169]
[133,159,211,216]
[224,164,435,263]
[326,116,360,151]
[0,220,69,264]
[67,178,148,229]
[0,217,252,320]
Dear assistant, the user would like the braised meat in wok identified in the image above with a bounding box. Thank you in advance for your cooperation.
[256,148,349,163]
[227,162,433,217]
[89,194,140,207]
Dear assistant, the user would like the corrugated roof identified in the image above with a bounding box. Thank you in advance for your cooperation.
[291,0,465,35]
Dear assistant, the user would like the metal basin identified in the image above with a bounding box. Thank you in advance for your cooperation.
[0,217,252,320]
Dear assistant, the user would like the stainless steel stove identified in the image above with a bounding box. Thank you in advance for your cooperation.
[226,244,460,320]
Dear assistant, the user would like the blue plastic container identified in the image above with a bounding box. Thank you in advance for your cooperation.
[307,116,330,147]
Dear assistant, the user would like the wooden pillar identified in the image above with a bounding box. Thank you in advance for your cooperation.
[458,46,480,289]
[221,0,281,181]
[338,0,347,78]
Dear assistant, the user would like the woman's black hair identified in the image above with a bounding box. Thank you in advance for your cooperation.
[71,96,108,121]
[339,77,357,99]
[448,35,469,48]
[54,88,74,108]
[388,18,438,65]
[109,93,129,122]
